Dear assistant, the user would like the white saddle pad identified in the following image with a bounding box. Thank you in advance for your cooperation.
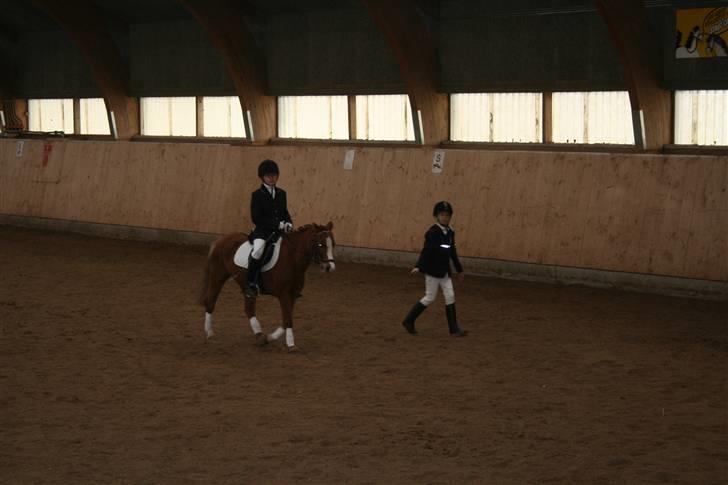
[233,238,283,272]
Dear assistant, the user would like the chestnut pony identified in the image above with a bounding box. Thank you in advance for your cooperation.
[198,223,335,352]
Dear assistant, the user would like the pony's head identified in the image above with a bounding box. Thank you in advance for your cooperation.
[292,222,336,271]
[311,222,336,272]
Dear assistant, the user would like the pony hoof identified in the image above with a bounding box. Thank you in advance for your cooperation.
[287,345,301,353]
[254,333,268,346]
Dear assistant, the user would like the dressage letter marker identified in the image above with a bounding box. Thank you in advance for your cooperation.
[432,150,445,174]
[343,149,355,170]
[16,140,24,158]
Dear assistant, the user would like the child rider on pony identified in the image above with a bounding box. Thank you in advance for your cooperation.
[245,159,293,298]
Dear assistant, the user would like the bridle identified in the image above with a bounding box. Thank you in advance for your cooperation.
[312,231,335,264]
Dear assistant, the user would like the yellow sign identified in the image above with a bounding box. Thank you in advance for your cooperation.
[675,7,728,58]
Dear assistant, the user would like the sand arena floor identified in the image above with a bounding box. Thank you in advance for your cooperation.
[1,227,726,484]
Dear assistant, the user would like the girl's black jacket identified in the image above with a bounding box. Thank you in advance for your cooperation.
[415,224,463,278]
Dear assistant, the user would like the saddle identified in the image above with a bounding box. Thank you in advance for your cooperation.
[233,237,283,272]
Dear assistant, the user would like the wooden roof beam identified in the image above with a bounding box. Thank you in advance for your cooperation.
[362,0,448,145]
[31,0,139,139]
[595,0,671,150]
[179,0,275,143]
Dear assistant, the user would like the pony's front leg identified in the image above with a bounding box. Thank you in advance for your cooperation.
[277,293,298,353]
[245,296,268,346]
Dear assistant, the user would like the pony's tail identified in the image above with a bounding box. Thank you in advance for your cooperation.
[197,239,218,307]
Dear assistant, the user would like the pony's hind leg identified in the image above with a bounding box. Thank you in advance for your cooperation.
[258,299,285,345]
[245,296,268,346]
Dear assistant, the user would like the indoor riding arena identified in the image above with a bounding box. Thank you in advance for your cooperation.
[1,1,726,484]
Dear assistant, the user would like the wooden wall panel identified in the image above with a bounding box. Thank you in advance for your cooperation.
[0,139,726,281]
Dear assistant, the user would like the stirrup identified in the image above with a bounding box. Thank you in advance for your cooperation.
[244,283,259,298]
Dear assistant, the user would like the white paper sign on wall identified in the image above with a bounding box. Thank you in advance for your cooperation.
[343,149,355,170]
[16,140,24,158]
[432,150,445,174]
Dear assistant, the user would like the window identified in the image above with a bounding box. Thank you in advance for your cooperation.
[674,90,728,146]
[28,99,74,133]
[450,93,542,143]
[552,91,634,144]
[140,97,196,136]
[202,96,246,138]
[79,98,111,135]
[356,95,415,141]
[278,96,348,140]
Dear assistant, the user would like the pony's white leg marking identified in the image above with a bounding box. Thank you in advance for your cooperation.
[268,326,284,341]
[326,236,336,271]
[249,316,262,335]
[285,328,295,348]
[204,312,214,338]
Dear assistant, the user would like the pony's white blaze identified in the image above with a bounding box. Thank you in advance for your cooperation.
[326,236,335,271]
[249,316,262,334]
[268,326,284,341]
[286,328,295,347]
[204,312,214,338]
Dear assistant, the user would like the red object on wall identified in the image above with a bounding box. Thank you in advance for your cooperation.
[42,143,53,167]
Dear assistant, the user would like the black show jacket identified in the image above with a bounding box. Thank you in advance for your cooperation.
[415,224,464,278]
[249,185,292,240]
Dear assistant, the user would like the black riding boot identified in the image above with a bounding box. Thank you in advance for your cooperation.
[402,301,426,335]
[446,303,467,336]
[245,257,262,298]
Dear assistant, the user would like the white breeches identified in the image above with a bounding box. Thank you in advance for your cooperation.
[420,274,455,306]
[251,239,266,260]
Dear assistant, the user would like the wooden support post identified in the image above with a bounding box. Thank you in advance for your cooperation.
[196,96,204,137]
[542,92,553,143]
[73,98,81,135]
[348,95,357,140]
[1,99,29,132]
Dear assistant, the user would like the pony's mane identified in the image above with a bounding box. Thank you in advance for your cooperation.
[283,224,318,241]
[295,224,315,233]
[293,223,331,233]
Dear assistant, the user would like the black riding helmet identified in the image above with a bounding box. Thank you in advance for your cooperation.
[433,201,453,217]
[258,159,280,178]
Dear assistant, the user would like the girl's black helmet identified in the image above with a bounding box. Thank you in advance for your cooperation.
[433,201,453,216]
[258,159,279,178]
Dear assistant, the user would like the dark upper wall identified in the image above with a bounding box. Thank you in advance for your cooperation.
[1,0,727,99]
[130,20,235,97]
[439,5,624,92]
[266,7,405,95]
[17,31,100,99]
